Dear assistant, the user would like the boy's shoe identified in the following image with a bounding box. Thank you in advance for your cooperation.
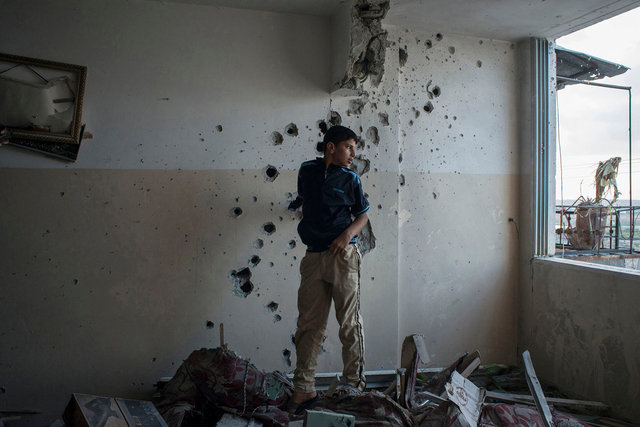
[285,392,323,416]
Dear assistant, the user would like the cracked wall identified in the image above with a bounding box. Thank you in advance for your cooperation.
[0,0,523,425]
[393,28,520,364]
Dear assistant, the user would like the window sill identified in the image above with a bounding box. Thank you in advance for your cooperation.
[534,255,640,279]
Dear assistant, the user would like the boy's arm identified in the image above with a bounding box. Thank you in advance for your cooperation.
[328,213,369,254]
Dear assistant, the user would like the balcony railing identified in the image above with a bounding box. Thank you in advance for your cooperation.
[555,203,640,255]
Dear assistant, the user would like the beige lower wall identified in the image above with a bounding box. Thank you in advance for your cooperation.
[398,172,520,366]
[0,167,523,424]
[0,167,399,424]
[519,259,640,422]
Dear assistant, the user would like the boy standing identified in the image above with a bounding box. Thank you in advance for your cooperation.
[288,125,370,414]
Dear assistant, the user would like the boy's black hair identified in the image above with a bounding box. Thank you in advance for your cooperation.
[316,125,357,152]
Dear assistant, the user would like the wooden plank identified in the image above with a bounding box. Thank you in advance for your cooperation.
[418,390,447,404]
[398,368,407,406]
[458,350,481,378]
[522,350,554,427]
[486,391,608,411]
[412,335,430,365]
[460,357,481,378]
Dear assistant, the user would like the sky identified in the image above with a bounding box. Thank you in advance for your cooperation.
[556,6,640,204]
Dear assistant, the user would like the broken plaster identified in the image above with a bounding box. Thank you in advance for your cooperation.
[339,0,391,90]
[351,155,370,176]
[357,220,376,255]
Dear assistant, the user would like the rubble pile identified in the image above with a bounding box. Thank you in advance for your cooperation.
[153,338,631,426]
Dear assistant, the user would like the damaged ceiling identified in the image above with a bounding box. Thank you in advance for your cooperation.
[150,0,640,41]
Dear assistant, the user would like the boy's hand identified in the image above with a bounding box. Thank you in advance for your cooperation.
[329,231,352,254]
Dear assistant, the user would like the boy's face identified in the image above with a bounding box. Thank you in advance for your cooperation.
[328,138,356,167]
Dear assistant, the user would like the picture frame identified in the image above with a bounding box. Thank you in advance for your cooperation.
[0,52,87,160]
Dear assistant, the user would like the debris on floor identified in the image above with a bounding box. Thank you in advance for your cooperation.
[147,336,633,426]
[63,393,167,427]
[304,409,355,427]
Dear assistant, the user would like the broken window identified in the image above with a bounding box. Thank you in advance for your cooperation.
[553,10,639,270]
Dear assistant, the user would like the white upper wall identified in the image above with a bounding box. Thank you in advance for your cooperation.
[0,0,331,170]
[396,31,519,175]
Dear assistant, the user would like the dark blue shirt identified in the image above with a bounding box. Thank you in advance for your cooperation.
[297,159,369,252]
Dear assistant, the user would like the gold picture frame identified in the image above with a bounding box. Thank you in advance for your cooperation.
[0,52,87,160]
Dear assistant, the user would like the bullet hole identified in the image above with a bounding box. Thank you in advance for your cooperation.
[262,222,276,235]
[73,279,79,285]
[433,192,438,199]
[425,40,432,49]
[288,240,297,249]
[231,207,243,217]
[253,196,258,202]
[415,109,420,119]
[399,152,403,163]
[399,48,408,67]
[432,86,441,97]
[424,102,434,113]
[267,301,279,312]
[60,192,65,197]
[152,357,157,362]
[350,155,370,176]
[264,165,279,182]
[271,131,284,145]
[436,33,443,41]
[254,239,264,249]
[249,255,261,266]
[348,99,366,115]
[216,125,223,132]
[206,321,215,329]
[409,120,413,126]
[448,46,455,54]
[285,123,298,136]
[229,267,253,298]
[355,136,365,150]
[365,127,380,146]
[291,334,296,345]
[274,314,282,323]
[378,112,389,126]
[329,111,342,126]
[477,60,482,68]
[399,174,405,186]
[282,349,292,367]
[357,220,376,255]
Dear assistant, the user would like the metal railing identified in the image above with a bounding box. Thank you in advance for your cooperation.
[555,204,639,254]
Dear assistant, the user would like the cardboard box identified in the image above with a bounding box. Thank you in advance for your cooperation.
[64,393,167,427]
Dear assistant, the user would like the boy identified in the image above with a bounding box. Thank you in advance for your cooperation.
[288,125,370,414]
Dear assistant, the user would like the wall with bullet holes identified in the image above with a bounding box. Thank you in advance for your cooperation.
[0,0,520,424]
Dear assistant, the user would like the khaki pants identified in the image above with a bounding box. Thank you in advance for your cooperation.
[293,244,365,393]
